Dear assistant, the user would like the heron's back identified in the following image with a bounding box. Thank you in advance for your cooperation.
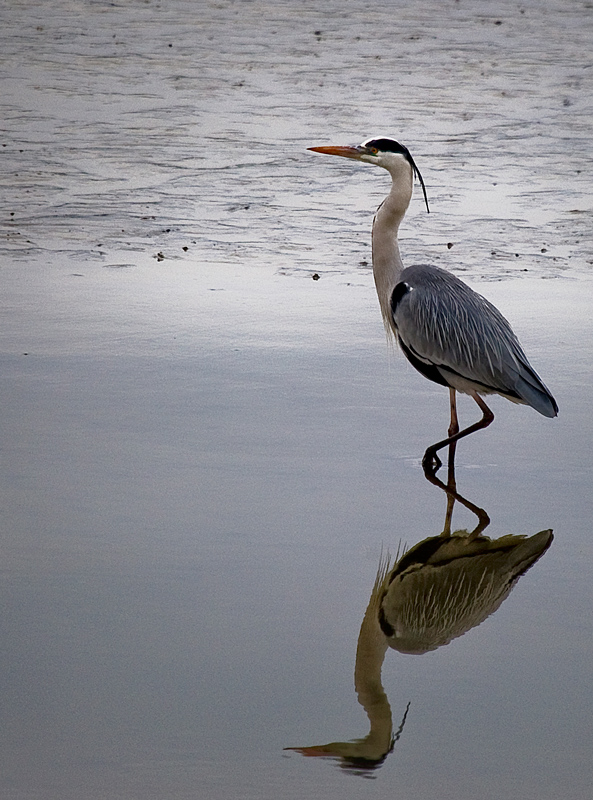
[390,264,558,418]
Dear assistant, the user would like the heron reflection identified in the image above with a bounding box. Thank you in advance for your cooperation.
[286,452,552,770]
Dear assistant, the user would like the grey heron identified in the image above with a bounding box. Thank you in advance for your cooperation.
[308,138,558,471]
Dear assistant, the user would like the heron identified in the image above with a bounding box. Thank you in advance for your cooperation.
[308,137,558,471]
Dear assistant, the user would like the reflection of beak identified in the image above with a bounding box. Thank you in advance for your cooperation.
[307,145,363,159]
[285,745,334,757]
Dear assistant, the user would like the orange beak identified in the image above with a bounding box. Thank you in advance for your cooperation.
[307,145,363,159]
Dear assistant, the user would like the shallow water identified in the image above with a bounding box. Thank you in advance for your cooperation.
[1,1,592,799]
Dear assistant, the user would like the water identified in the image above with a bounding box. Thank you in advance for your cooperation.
[1,1,592,798]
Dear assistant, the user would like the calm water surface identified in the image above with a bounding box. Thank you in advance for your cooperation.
[1,1,592,798]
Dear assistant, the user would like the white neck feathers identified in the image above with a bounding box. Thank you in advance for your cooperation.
[371,161,413,334]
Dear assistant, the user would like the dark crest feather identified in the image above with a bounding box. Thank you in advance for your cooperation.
[363,137,430,213]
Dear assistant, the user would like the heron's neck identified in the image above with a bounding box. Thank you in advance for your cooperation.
[284,557,393,762]
[352,586,391,754]
[371,170,412,334]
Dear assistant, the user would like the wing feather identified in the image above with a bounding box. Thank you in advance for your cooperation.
[391,265,557,416]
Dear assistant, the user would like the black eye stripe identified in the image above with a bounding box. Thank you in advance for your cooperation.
[363,137,411,159]
[362,137,430,214]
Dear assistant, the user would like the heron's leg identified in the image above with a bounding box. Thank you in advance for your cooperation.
[424,452,490,537]
[448,388,459,438]
[422,391,494,475]
[442,440,457,536]
[444,388,459,530]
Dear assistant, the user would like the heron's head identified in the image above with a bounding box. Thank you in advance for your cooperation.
[308,136,429,212]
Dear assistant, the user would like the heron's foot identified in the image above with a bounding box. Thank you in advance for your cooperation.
[422,447,442,476]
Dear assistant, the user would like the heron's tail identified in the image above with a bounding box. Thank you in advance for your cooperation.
[514,361,558,418]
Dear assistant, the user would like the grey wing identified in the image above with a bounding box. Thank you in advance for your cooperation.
[391,265,558,417]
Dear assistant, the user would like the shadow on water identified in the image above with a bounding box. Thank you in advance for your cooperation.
[285,445,553,776]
